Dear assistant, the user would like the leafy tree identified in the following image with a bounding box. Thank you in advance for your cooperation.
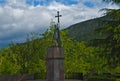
[92,8,120,73]
[0,47,21,74]
[64,40,108,81]
[9,34,46,76]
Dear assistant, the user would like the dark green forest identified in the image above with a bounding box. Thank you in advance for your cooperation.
[0,0,120,81]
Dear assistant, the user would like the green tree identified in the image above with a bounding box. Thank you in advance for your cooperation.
[93,9,120,69]
[0,47,21,74]
[64,41,108,81]
[9,34,46,76]
[91,2,120,75]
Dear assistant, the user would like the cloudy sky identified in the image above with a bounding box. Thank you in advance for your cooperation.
[0,0,119,48]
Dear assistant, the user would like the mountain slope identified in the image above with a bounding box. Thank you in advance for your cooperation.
[66,16,110,42]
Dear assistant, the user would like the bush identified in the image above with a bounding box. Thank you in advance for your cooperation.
[116,78,120,81]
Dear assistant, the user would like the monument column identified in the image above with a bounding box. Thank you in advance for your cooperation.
[46,11,64,81]
[46,46,64,81]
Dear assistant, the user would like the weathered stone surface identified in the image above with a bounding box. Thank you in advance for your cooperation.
[46,47,64,81]
[46,47,64,59]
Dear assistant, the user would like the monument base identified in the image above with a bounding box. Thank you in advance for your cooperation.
[46,46,64,81]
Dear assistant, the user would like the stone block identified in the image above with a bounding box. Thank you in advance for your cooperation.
[46,47,64,59]
[46,47,64,81]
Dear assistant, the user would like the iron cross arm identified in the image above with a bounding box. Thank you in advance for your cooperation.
[55,11,62,23]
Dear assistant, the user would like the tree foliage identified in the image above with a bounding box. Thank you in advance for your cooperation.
[0,48,21,74]
[93,9,120,70]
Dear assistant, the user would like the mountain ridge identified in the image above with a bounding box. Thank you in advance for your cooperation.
[65,15,110,42]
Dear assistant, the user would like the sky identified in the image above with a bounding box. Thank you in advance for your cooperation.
[0,0,119,48]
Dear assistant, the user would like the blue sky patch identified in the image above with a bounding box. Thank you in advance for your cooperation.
[26,0,33,5]
[84,2,94,8]
[55,0,78,5]
[26,0,50,6]
[26,0,79,6]
[0,0,79,6]
[0,0,6,4]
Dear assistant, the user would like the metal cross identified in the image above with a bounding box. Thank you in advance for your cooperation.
[55,11,62,23]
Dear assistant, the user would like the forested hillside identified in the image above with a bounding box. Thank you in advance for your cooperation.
[66,15,112,42]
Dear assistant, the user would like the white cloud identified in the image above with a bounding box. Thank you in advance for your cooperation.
[0,0,119,47]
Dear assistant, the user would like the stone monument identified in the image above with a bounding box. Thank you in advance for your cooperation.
[46,11,64,81]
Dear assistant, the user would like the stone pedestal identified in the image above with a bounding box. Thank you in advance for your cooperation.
[46,47,64,81]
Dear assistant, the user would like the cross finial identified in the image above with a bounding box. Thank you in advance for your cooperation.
[55,11,62,23]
